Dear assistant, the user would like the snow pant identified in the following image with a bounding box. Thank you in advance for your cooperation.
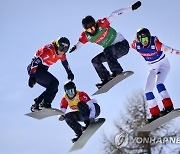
[144,57,173,116]
[91,39,129,80]
[65,101,100,135]
[29,65,59,105]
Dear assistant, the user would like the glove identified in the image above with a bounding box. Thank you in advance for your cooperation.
[28,76,36,88]
[29,57,42,74]
[68,73,74,81]
[69,45,76,53]
[58,115,65,121]
[132,1,141,11]
[173,49,180,55]
[176,51,180,55]
[30,66,38,74]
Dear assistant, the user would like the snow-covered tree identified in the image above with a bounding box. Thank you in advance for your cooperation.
[102,90,180,154]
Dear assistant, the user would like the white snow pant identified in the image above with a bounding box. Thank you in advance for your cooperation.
[145,57,173,116]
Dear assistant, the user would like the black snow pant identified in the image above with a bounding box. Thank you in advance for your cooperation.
[91,39,130,80]
[30,65,59,105]
[65,101,100,135]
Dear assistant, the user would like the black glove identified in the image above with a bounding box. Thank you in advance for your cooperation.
[58,115,65,121]
[132,1,141,11]
[68,73,74,81]
[69,45,76,53]
[28,76,36,88]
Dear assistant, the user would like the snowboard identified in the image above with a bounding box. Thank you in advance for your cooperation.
[69,118,105,152]
[25,108,64,120]
[137,108,180,132]
[92,71,134,95]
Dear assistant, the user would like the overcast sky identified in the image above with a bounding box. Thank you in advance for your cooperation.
[1,0,180,154]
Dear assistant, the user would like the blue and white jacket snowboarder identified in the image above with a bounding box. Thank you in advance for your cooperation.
[131,28,180,122]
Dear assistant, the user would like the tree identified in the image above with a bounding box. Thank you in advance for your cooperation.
[102,90,180,154]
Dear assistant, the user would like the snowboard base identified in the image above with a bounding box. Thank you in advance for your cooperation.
[92,71,134,95]
[137,108,180,132]
[69,118,105,152]
[25,108,64,120]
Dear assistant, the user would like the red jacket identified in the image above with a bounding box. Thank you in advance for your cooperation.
[60,91,91,111]
[36,43,66,66]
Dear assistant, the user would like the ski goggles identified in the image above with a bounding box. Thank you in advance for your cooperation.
[86,25,96,33]
[65,89,75,95]
[56,41,69,53]
[140,36,149,44]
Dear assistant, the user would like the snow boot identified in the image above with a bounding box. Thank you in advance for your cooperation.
[96,78,110,89]
[39,100,52,109]
[110,71,122,79]
[161,106,174,116]
[72,133,82,143]
[81,119,90,131]
[147,114,160,123]
[31,103,40,112]
[30,99,41,112]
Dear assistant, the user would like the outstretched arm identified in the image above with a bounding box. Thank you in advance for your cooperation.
[107,1,141,22]
[69,41,84,53]
[155,37,180,55]
[69,32,88,53]
[162,45,180,55]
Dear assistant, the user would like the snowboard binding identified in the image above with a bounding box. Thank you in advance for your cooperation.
[72,133,82,143]
[96,78,110,89]
[160,106,174,116]
[147,106,174,123]
[39,100,52,109]
[30,103,41,112]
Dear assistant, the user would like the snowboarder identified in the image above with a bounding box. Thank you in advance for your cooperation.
[58,81,101,142]
[27,37,74,112]
[69,1,141,89]
[131,28,180,122]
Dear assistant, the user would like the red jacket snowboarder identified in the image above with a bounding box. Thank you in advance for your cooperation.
[58,81,100,142]
[27,37,74,111]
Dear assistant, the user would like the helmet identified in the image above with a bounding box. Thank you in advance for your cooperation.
[55,37,70,53]
[136,28,151,43]
[82,15,96,29]
[64,81,76,95]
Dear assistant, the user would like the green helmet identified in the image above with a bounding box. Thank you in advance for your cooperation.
[136,28,151,43]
